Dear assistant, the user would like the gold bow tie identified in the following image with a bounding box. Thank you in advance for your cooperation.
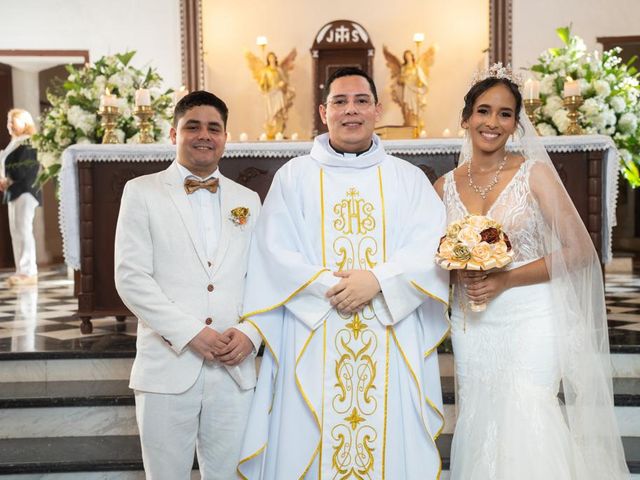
[184,177,219,194]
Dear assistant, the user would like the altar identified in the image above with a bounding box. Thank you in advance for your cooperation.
[59,135,619,332]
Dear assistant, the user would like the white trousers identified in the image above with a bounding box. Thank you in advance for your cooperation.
[7,193,38,276]
[135,363,253,480]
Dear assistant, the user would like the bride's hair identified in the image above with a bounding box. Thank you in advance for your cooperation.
[461,77,523,123]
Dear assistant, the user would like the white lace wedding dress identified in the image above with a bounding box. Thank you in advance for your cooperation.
[442,162,589,479]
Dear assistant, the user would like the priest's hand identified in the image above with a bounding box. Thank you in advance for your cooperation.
[188,327,228,362]
[326,270,381,315]
[216,328,254,366]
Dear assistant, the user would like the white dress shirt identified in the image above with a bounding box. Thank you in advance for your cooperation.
[175,162,221,265]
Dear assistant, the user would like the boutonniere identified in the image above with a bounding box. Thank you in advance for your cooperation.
[230,206,250,227]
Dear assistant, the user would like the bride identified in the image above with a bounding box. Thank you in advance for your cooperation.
[433,64,629,479]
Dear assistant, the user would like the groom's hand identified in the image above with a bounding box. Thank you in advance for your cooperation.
[187,327,228,361]
[326,270,381,315]
[216,328,254,366]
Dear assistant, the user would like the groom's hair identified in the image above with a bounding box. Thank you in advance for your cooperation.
[173,90,229,128]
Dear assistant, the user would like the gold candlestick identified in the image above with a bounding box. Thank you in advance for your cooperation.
[563,95,584,135]
[134,105,155,144]
[523,98,541,124]
[99,105,120,144]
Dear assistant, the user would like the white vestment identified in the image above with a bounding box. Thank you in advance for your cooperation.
[238,134,449,480]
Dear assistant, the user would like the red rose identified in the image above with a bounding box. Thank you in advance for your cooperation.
[480,227,500,244]
[503,232,512,251]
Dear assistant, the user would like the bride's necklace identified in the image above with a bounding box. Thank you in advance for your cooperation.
[467,154,508,200]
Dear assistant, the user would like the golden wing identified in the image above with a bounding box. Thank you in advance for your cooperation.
[418,45,437,77]
[382,45,402,79]
[280,48,297,74]
[245,51,264,83]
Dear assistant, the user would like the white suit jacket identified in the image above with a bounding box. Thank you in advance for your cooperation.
[115,161,262,394]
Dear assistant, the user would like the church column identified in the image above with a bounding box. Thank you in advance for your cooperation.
[180,0,205,91]
[489,0,512,65]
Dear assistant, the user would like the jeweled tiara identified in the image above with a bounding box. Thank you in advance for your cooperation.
[471,62,523,89]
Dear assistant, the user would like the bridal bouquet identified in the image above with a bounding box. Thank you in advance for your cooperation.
[435,215,513,311]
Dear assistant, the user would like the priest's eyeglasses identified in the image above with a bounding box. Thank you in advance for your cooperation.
[325,95,375,111]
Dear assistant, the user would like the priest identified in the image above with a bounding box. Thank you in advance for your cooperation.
[238,67,449,480]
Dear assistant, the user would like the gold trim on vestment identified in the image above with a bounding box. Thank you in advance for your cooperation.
[320,168,327,268]
[296,329,321,428]
[382,327,390,479]
[389,328,443,477]
[377,166,387,262]
[241,268,331,322]
[319,320,327,478]
[237,444,266,479]
[410,281,448,307]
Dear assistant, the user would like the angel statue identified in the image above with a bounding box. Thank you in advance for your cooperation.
[245,49,296,139]
[383,45,435,129]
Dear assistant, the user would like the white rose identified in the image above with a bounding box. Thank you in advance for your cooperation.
[580,98,602,117]
[114,129,126,143]
[578,78,589,95]
[618,112,638,133]
[38,152,58,168]
[543,95,564,118]
[594,80,611,98]
[610,96,627,113]
[552,109,570,134]
[619,148,632,164]
[76,137,92,145]
[536,122,557,136]
[540,75,557,96]
[126,133,140,144]
[590,112,607,131]
[550,56,566,73]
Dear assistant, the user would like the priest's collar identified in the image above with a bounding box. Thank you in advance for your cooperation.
[328,140,373,157]
[311,133,385,169]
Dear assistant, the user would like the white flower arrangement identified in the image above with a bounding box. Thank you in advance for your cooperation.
[529,26,640,187]
[32,51,175,185]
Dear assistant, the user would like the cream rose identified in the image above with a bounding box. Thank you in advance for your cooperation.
[466,215,487,229]
[471,242,493,263]
[438,240,455,258]
[457,226,482,248]
[493,242,508,255]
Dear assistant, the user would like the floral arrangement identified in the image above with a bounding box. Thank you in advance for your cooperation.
[529,26,640,187]
[436,215,513,271]
[32,51,174,185]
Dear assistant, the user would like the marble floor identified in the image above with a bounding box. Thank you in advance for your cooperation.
[0,265,638,357]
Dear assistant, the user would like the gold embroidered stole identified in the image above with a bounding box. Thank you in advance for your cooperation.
[319,167,388,480]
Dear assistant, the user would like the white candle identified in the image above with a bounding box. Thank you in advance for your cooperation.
[135,88,151,107]
[413,32,425,43]
[173,86,188,104]
[442,128,451,138]
[100,89,118,109]
[239,132,249,142]
[259,133,267,141]
[419,129,427,138]
[563,79,580,98]
[275,132,284,141]
[256,36,268,47]
[524,79,540,100]
[290,132,299,141]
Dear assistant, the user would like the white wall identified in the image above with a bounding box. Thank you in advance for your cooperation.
[202,0,488,140]
[0,0,182,90]
[512,0,640,71]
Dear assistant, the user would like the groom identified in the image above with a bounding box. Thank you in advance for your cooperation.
[115,91,262,479]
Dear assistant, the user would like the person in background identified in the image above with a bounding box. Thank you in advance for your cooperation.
[0,109,41,286]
